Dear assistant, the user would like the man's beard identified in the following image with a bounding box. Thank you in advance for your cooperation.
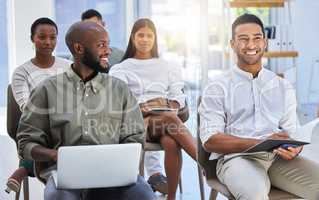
[82,48,109,73]
[237,51,263,66]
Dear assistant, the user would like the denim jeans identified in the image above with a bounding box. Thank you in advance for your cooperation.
[44,175,156,200]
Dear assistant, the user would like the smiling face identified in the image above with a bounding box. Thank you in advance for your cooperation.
[32,24,57,56]
[231,23,267,71]
[81,29,111,72]
[132,26,155,59]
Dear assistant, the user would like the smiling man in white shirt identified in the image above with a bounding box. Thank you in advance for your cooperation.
[199,14,319,200]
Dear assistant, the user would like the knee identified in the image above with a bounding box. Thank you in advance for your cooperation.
[44,177,57,200]
[307,189,319,200]
[160,136,179,151]
[235,184,268,200]
[129,176,156,200]
[309,179,319,200]
[44,177,76,200]
[44,186,60,200]
[133,188,155,200]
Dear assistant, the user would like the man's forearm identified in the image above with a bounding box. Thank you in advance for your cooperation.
[204,133,261,154]
[31,145,57,162]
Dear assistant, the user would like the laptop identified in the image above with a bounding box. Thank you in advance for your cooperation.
[48,143,142,189]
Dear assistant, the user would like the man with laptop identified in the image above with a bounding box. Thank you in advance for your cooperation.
[199,14,319,200]
[16,21,155,200]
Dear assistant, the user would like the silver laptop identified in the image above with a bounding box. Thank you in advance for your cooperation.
[51,143,142,189]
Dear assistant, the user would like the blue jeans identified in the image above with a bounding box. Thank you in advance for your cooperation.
[44,175,156,200]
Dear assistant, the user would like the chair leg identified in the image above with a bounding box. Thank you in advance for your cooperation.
[15,188,20,200]
[209,189,218,200]
[178,176,183,194]
[23,177,29,200]
[197,164,205,200]
[139,150,145,177]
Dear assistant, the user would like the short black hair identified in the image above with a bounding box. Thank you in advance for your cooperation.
[81,9,102,21]
[232,14,265,39]
[30,17,58,41]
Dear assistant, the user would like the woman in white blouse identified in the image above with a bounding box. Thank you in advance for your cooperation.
[110,18,196,200]
[7,18,71,194]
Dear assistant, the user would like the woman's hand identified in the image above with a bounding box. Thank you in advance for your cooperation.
[139,98,169,117]
[140,105,152,117]
[168,100,180,110]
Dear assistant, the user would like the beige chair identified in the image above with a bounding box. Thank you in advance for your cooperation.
[6,84,29,200]
[196,97,302,200]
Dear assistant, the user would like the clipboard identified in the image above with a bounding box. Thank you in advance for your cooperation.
[244,139,309,153]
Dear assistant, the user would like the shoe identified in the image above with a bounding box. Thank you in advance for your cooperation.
[147,173,168,194]
[5,168,28,194]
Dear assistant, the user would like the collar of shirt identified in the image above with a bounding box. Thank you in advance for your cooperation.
[65,67,104,94]
[232,65,277,89]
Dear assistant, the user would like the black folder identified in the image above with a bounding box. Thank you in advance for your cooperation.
[244,139,309,153]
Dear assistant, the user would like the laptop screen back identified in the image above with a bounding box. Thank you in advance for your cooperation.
[56,143,142,189]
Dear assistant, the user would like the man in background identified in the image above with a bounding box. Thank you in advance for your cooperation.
[81,9,124,68]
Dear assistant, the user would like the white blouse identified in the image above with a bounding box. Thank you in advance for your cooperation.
[110,58,185,107]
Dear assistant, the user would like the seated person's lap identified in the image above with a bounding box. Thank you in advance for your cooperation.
[269,156,319,199]
[216,154,272,198]
[85,176,155,200]
[217,153,319,199]
[44,175,155,200]
[146,113,180,142]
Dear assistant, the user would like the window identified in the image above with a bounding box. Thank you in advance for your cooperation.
[235,8,270,24]
[0,0,8,107]
[150,0,201,89]
[55,0,127,58]
[207,2,270,70]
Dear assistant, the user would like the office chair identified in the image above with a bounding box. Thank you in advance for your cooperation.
[6,84,29,200]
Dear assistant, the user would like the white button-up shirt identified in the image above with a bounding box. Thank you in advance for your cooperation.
[199,66,297,160]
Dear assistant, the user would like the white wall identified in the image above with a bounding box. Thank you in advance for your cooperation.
[3,1,54,199]
[9,0,55,80]
[293,1,319,104]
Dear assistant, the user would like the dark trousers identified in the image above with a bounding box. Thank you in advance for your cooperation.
[44,175,156,200]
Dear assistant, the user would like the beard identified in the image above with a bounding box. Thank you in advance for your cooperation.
[82,48,109,73]
[237,51,263,66]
